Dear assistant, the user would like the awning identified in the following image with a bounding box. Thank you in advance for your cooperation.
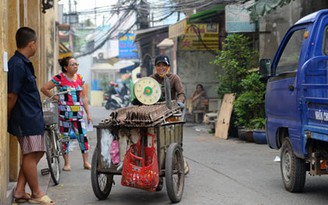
[59,42,72,59]
[157,38,174,48]
[188,5,225,24]
[91,63,115,70]
[119,62,140,74]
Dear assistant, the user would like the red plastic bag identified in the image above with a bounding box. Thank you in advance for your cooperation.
[121,136,159,192]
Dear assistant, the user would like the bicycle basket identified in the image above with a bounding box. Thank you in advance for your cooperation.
[43,101,59,125]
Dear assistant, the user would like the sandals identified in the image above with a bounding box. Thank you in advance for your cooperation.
[14,193,31,203]
[29,195,55,205]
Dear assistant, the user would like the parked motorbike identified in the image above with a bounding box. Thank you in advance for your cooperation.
[105,94,130,110]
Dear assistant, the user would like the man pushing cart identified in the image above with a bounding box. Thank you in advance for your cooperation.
[91,73,186,203]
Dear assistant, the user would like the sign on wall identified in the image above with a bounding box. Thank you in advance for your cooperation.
[180,23,219,51]
[225,4,256,33]
[169,19,219,51]
[119,33,139,59]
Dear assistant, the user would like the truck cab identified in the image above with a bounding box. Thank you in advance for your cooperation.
[260,9,328,192]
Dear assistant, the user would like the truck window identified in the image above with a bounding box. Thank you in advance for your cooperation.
[276,29,305,75]
[323,27,328,55]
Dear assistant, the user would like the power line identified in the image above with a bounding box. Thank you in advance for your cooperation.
[76,3,138,58]
[73,0,247,58]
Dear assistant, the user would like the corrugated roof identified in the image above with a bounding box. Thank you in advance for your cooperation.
[134,25,168,41]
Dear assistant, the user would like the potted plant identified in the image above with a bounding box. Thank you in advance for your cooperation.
[233,72,267,143]
[212,34,259,138]
[250,118,267,144]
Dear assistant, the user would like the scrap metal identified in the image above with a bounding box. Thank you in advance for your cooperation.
[99,101,181,127]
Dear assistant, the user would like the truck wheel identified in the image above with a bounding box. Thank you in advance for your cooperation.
[280,138,306,192]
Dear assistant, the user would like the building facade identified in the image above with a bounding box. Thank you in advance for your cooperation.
[0,1,59,204]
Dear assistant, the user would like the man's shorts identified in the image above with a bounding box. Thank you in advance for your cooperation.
[17,135,46,155]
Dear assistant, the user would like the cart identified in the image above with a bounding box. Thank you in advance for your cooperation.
[91,78,185,203]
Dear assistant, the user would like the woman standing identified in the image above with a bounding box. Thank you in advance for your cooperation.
[41,56,92,171]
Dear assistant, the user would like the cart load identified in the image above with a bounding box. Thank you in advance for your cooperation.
[99,101,181,127]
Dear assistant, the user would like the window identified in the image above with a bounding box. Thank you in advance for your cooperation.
[323,27,328,55]
[276,29,305,75]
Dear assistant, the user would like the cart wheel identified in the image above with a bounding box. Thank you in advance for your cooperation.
[165,143,185,203]
[91,147,113,200]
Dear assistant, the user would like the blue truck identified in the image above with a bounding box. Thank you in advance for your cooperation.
[260,9,328,192]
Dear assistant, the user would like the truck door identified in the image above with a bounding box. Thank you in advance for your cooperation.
[266,27,307,149]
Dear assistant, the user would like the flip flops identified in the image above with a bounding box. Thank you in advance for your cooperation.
[29,195,55,205]
[14,193,31,203]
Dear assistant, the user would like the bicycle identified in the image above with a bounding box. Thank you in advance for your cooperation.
[41,91,68,185]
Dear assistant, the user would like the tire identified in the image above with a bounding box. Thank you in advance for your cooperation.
[280,138,306,192]
[44,129,61,185]
[165,143,185,203]
[105,101,110,110]
[91,147,113,200]
[110,101,120,110]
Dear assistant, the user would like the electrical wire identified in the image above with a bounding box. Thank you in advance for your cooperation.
[75,3,138,58]
[73,0,245,24]
[68,0,247,58]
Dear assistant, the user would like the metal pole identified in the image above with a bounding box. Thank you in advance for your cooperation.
[94,0,97,26]
[68,0,71,23]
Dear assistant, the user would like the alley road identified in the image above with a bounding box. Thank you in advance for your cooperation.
[45,106,328,205]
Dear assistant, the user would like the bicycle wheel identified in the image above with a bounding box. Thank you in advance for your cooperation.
[44,129,61,185]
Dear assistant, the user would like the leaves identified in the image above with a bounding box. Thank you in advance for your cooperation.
[212,34,265,129]
[212,34,259,98]
[233,72,266,129]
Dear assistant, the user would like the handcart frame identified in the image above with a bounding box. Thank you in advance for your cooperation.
[91,118,185,203]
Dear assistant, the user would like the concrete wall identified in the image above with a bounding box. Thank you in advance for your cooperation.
[0,0,58,204]
[259,0,328,60]
[177,51,219,99]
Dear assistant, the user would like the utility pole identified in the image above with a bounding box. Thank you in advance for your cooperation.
[68,0,71,24]
[151,12,154,27]
[138,0,150,29]
[94,0,97,26]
